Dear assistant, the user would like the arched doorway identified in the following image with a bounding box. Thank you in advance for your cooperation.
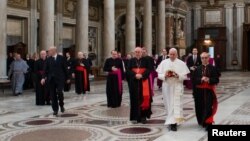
[115,14,141,57]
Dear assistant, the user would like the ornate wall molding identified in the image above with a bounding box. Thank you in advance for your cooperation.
[8,0,30,10]
[63,0,99,21]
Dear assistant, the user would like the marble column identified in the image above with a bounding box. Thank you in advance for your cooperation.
[0,0,7,78]
[55,0,64,53]
[166,13,173,48]
[40,0,54,50]
[76,0,89,54]
[193,5,201,40]
[157,0,166,53]
[143,0,152,55]
[236,3,245,69]
[29,0,37,54]
[186,10,192,47]
[125,0,136,54]
[224,3,234,69]
[103,0,115,60]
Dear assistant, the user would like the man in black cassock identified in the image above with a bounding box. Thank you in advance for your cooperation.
[103,50,124,108]
[34,50,50,105]
[64,52,74,92]
[142,47,156,96]
[127,47,152,124]
[72,52,90,95]
[193,52,219,130]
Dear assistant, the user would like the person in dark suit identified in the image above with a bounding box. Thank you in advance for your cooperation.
[156,49,168,89]
[186,48,202,91]
[41,47,70,116]
[64,52,74,92]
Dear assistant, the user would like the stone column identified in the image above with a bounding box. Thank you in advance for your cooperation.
[157,0,166,53]
[166,13,173,48]
[143,0,152,55]
[193,5,201,40]
[55,0,64,53]
[103,0,115,60]
[125,0,136,54]
[0,0,7,78]
[40,0,54,50]
[224,3,234,69]
[76,0,89,54]
[29,0,37,54]
[236,3,245,69]
[186,9,192,47]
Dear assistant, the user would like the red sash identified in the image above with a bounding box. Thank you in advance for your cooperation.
[109,69,122,95]
[132,68,150,110]
[76,66,88,91]
[197,82,218,124]
[38,70,45,75]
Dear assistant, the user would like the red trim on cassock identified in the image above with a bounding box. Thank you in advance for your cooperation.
[76,66,88,91]
[197,82,218,124]
[132,68,150,110]
[37,70,45,75]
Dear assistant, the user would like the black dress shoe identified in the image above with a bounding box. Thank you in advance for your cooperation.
[141,118,147,124]
[171,124,177,131]
[60,107,65,113]
[205,123,212,131]
[53,111,58,116]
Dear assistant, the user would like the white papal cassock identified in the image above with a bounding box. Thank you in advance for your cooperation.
[156,58,190,125]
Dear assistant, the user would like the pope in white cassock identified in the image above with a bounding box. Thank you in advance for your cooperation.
[156,48,190,131]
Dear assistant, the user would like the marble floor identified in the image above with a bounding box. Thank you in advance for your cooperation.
[0,72,250,141]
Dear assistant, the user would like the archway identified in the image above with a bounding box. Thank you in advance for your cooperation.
[115,14,141,57]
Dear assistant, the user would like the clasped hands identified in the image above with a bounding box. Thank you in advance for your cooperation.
[135,74,143,79]
[190,66,197,71]
[112,66,118,71]
[165,71,179,78]
[201,76,209,82]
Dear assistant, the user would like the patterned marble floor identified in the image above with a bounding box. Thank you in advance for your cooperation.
[0,72,250,141]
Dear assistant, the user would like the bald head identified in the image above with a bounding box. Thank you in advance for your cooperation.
[134,47,142,58]
[169,48,178,61]
[200,52,209,65]
[40,50,47,60]
[77,51,84,59]
[48,46,57,56]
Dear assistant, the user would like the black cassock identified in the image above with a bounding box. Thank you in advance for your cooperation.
[24,58,35,89]
[74,58,90,94]
[127,57,152,122]
[193,64,219,127]
[34,59,50,105]
[64,57,74,91]
[103,58,124,108]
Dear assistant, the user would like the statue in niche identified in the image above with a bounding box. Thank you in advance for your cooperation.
[177,19,185,39]
[169,26,174,45]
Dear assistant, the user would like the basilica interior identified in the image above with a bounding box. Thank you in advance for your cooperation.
[0,0,250,141]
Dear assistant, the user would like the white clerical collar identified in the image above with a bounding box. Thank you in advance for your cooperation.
[53,54,57,58]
